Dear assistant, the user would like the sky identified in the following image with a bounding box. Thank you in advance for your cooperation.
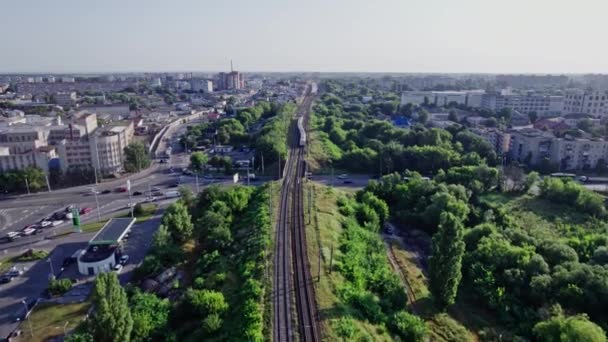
[1,0,608,74]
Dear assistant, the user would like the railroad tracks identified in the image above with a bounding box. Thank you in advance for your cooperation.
[273,88,319,342]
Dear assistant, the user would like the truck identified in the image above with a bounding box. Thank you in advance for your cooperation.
[164,191,181,199]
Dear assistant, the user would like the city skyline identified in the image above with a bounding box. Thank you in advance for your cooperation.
[2,0,608,74]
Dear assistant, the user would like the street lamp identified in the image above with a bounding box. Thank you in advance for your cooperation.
[21,300,33,337]
[47,258,55,279]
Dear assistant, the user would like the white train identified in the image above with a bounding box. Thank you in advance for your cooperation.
[297,116,306,147]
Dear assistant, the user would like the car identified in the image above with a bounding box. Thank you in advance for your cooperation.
[80,207,92,215]
[65,205,75,212]
[39,221,52,228]
[145,196,158,202]
[21,227,36,236]
[113,264,123,272]
[343,180,353,184]
[101,189,112,194]
[169,182,179,188]
[0,275,12,284]
[133,190,143,196]
[51,220,63,227]
[52,211,66,220]
[119,255,129,265]
[151,186,162,192]
[203,174,213,179]
[89,187,100,195]
[337,174,348,180]
[7,268,22,277]
[116,187,128,193]
[159,159,168,164]
[65,212,74,220]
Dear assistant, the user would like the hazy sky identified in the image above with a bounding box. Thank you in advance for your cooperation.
[2,0,608,73]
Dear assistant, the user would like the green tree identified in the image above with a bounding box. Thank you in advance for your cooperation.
[428,212,466,309]
[533,313,606,342]
[124,142,151,173]
[161,202,193,243]
[65,333,94,342]
[130,290,170,342]
[90,272,133,342]
[190,152,208,173]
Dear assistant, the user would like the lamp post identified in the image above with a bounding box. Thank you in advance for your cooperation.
[47,257,55,279]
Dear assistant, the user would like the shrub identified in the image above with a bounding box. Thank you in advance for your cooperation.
[392,310,427,342]
[334,317,357,338]
[48,278,73,296]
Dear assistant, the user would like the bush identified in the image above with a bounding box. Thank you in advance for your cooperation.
[334,317,357,338]
[48,278,73,296]
[392,311,427,342]
[16,249,49,261]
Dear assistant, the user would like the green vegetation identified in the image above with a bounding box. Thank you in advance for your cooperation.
[89,272,133,342]
[15,302,90,342]
[131,184,273,341]
[48,278,73,296]
[189,151,208,173]
[124,141,151,173]
[308,80,497,174]
[0,166,47,193]
[15,250,49,262]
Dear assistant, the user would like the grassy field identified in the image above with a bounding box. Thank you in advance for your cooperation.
[16,302,90,342]
[305,183,391,341]
[79,203,158,233]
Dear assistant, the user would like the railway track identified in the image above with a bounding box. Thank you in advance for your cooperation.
[273,86,319,342]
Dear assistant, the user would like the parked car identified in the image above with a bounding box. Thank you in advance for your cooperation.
[39,221,52,228]
[51,220,63,227]
[52,211,66,220]
[133,191,143,196]
[7,268,23,277]
[113,264,123,272]
[116,187,127,193]
[80,207,92,215]
[0,275,12,284]
[21,227,36,236]
[101,189,112,194]
[119,255,129,265]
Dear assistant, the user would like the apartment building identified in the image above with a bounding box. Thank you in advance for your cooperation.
[562,89,608,117]
[471,127,511,155]
[0,111,134,175]
[216,71,245,90]
[481,92,563,116]
[54,92,77,106]
[509,128,608,170]
[57,115,134,175]
[400,90,484,107]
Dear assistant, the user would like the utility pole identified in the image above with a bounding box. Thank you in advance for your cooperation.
[329,244,334,274]
[45,174,51,192]
[94,190,101,222]
[317,245,322,282]
[277,151,281,179]
[47,257,54,279]
[261,154,265,174]
[195,173,200,193]
[25,177,30,195]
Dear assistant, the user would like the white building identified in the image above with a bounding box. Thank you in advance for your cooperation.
[481,92,563,116]
[563,89,608,117]
[78,218,135,275]
[401,90,485,108]
[190,79,213,93]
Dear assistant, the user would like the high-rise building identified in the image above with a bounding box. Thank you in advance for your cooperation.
[563,89,608,117]
[216,71,244,90]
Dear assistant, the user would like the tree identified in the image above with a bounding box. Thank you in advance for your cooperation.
[533,313,606,342]
[418,109,429,124]
[90,272,133,342]
[528,111,539,123]
[428,212,466,309]
[190,152,208,173]
[130,290,170,342]
[124,142,151,173]
[161,202,194,243]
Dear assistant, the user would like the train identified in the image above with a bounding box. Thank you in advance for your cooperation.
[297,116,306,147]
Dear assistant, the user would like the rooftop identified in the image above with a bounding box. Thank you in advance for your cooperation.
[89,217,135,245]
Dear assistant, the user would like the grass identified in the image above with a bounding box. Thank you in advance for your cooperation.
[0,256,13,273]
[14,250,49,262]
[16,302,90,342]
[305,182,391,341]
[80,203,158,233]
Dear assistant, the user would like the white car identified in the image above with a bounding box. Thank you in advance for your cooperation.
[113,264,123,272]
[51,220,63,227]
[145,196,157,203]
[337,174,348,180]
[65,212,74,219]
[39,221,52,228]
